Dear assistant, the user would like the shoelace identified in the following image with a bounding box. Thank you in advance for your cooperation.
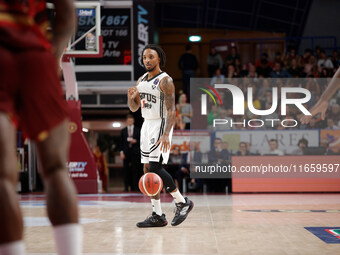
[173,203,184,216]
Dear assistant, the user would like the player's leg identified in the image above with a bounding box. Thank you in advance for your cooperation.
[0,114,25,254]
[148,158,193,226]
[136,163,167,228]
[35,120,82,255]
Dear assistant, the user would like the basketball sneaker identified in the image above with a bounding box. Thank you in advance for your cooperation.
[171,197,194,226]
[136,212,168,228]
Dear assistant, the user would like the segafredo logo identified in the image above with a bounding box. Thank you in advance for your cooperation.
[200,84,311,128]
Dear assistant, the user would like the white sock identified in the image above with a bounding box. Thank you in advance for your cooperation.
[0,240,25,255]
[53,223,82,255]
[151,199,162,216]
[170,190,186,203]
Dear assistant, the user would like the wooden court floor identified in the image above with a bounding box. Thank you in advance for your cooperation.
[20,193,340,255]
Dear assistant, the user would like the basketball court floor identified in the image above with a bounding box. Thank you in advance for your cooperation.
[21,192,340,254]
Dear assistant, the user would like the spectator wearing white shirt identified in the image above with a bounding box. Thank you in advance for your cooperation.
[317,50,334,70]
[263,139,284,156]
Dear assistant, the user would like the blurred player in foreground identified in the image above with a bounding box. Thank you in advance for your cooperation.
[128,44,194,227]
[0,0,81,254]
[301,68,340,124]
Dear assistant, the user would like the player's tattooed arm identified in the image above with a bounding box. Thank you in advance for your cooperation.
[160,76,176,136]
[127,76,142,112]
[155,76,176,152]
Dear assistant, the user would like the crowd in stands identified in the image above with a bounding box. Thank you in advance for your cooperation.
[175,45,340,131]
[168,45,340,193]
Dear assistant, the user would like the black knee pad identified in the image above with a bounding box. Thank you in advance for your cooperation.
[149,161,177,192]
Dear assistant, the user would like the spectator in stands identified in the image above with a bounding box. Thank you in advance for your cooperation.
[287,59,302,77]
[210,68,225,85]
[303,55,318,77]
[273,51,284,66]
[222,141,231,156]
[207,104,220,126]
[213,108,233,130]
[285,47,298,67]
[261,103,279,129]
[315,46,322,60]
[236,142,251,156]
[178,44,199,94]
[256,59,272,77]
[291,138,308,155]
[331,50,340,69]
[225,46,241,67]
[226,64,239,78]
[300,48,313,65]
[319,138,336,155]
[317,50,334,70]
[257,79,271,100]
[325,118,340,130]
[255,52,273,68]
[207,47,223,77]
[208,138,230,163]
[176,93,192,130]
[270,62,291,78]
[247,63,258,79]
[260,89,273,110]
[167,146,187,191]
[327,104,340,125]
[263,139,284,155]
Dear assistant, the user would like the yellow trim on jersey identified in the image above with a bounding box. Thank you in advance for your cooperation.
[0,13,34,26]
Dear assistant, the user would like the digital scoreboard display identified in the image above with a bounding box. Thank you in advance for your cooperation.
[75,8,132,66]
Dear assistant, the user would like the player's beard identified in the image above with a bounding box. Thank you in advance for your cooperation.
[145,65,156,72]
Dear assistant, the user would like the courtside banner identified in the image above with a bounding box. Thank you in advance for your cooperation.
[320,129,340,154]
[189,78,340,182]
[215,130,319,154]
[133,0,154,80]
[171,130,211,153]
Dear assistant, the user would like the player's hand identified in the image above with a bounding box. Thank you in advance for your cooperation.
[128,87,139,100]
[155,134,171,153]
[300,100,328,124]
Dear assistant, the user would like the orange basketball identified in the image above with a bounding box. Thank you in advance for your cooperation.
[139,173,163,196]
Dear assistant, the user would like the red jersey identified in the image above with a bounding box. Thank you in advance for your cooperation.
[0,0,51,50]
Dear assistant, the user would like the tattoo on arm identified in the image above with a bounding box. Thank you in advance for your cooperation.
[160,77,176,135]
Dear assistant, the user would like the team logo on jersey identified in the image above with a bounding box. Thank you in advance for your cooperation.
[150,138,155,145]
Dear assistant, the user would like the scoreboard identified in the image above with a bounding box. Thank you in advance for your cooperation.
[76,8,132,66]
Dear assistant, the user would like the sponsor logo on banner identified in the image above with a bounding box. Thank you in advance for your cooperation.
[172,130,211,153]
[67,162,88,172]
[77,9,95,17]
[67,161,89,178]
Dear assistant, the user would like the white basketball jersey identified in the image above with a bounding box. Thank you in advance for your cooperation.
[137,72,169,120]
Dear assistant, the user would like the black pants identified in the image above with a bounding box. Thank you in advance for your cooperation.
[123,152,140,191]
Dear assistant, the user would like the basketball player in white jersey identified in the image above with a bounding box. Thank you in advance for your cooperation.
[301,67,340,124]
[128,44,193,227]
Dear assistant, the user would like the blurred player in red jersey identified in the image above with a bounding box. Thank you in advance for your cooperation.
[0,1,81,254]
